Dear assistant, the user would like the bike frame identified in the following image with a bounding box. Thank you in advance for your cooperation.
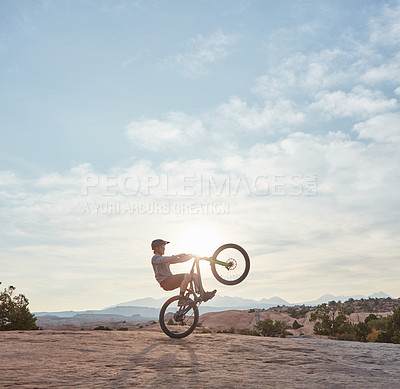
[187,256,231,301]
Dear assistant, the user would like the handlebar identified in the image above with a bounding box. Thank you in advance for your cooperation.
[193,255,233,268]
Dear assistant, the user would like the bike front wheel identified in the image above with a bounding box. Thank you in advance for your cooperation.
[159,295,199,339]
[211,243,250,285]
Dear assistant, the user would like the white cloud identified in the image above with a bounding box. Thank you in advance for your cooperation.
[310,86,398,120]
[369,1,400,46]
[0,170,20,186]
[162,30,237,77]
[217,97,305,133]
[253,2,400,103]
[353,112,400,143]
[125,111,205,150]
[35,163,93,188]
[252,49,358,99]
[362,53,400,84]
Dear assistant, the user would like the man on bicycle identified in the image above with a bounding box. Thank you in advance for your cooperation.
[151,239,216,304]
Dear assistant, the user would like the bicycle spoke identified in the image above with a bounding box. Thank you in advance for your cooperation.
[211,244,250,285]
[159,296,199,338]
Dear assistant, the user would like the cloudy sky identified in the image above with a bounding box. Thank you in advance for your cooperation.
[1,0,399,311]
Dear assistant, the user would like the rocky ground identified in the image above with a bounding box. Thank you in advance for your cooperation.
[1,329,399,388]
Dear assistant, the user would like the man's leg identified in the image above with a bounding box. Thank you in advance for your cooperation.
[191,273,203,294]
[191,273,216,302]
[179,274,191,296]
[178,273,210,295]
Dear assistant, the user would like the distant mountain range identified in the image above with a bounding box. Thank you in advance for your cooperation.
[34,291,393,325]
[109,295,290,310]
[299,292,392,306]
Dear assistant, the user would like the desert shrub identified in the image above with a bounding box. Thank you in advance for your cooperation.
[255,319,292,338]
[376,307,400,344]
[365,314,378,323]
[367,316,389,331]
[351,314,390,342]
[216,327,260,336]
[336,331,357,341]
[310,303,352,336]
[366,328,380,342]
[117,327,129,331]
[354,321,369,342]
[199,328,212,334]
[0,283,39,331]
[93,326,112,331]
[248,309,256,313]
[287,306,311,319]
[217,327,236,334]
[312,308,399,343]
[237,328,260,336]
[292,320,303,330]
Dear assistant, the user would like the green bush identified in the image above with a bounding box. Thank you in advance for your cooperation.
[0,283,39,331]
[254,318,292,338]
[287,306,311,319]
[217,327,236,334]
[309,304,400,344]
[349,313,394,343]
[310,302,351,336]
[376,307,400,344]
[93,325,112,331]
[236,328,260,336]
[368,316,389,331]
[292,320,303,329]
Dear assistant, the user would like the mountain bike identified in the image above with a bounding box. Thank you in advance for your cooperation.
[159,243,250,338]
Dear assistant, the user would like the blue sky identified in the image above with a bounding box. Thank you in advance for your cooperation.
[1,0,400,311]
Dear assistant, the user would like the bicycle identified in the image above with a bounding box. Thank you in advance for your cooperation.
[159,243,250,338]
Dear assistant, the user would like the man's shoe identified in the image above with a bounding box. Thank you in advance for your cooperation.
[202,290,217,302]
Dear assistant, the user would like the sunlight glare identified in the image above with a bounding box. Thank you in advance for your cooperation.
[174,223,224,257]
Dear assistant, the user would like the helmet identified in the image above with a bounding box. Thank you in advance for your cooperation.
[151,239,170,250]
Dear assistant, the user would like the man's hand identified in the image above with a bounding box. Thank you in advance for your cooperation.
[176,253,193,261]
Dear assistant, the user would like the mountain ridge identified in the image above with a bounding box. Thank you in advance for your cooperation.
[106,291,392,309]
[35,291,393,319]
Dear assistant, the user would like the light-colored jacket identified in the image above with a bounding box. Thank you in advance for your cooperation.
[151,254,187,283]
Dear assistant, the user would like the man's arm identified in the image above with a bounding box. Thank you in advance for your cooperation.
[152,254,192,265]
[170,253,193,263]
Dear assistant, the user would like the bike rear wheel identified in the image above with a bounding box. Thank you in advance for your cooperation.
[211,243,250,285]
[159,295,199,338]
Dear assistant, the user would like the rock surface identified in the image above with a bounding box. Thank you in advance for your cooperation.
[0,330,399,388]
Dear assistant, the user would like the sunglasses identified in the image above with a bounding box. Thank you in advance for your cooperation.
[161,245,165,248]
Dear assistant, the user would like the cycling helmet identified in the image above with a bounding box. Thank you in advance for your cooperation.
[151,239,170,250]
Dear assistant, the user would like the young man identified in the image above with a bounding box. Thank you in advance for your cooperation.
[151,239,216,304]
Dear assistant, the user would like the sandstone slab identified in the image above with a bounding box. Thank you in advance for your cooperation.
[1,330,399,388]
